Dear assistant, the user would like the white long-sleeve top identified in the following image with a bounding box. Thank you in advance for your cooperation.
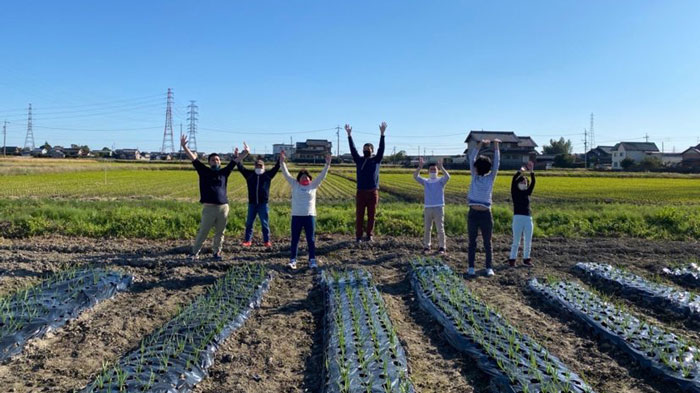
[281,162,329,216]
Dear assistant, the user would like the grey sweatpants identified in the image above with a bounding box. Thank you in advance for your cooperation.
[193,203,230,255]
[423,206,446,249]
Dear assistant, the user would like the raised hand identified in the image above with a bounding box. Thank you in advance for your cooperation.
[438,158,444,168]
[526,161,534,171]
[243,141,250,153]
[418,157,424,167]
[493,138,502,145]
[379,121,387,136]
[280,150,286,162]
[180,134,188,148]
[345,124,352,136]
[234,147,239,157]
[481,139,491,146]
[325,153,332,164]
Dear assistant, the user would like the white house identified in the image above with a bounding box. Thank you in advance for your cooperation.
[611,142,659,169]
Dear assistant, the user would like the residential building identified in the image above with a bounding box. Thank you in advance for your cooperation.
[585,146,614,167]
[30,147,48,157]
[294,139,332,162]
[114,149,142,160]
[611,142,659,169]
[1,146,21,156]
[647,152,683,167]
[463,131,538,169]
[681,144,700,170]
[272,143,295,159]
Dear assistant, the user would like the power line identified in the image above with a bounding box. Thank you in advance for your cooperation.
[0,93,165,115]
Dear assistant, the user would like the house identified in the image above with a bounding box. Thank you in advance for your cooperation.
[30,147,48,157]
[463,131,538,169]
[611,142,659,169]
[149,152,172,160]
[294,139,332,162]
[535,154,555,170]
[48,149,66,158]
[114,149,142,160]
[1,146,22,156]
[273,143,295,159]
[647,152,683,167]
[61,148,85,158]
[585,146,614,168]
[91,149,113,158]
[681,144,700,170]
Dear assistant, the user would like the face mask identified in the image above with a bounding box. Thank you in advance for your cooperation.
[255,168,265,175]
[518,183,528,191]
[300,179,311,186]
[429,172,438,179]
[363,150,371,158]
[211,164,220,171]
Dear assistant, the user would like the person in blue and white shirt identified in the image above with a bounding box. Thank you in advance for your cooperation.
[414,157,450,255]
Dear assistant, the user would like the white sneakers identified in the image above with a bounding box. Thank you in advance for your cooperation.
[288,259,297,270]
[288,258,319,270]
[467,267,495,277]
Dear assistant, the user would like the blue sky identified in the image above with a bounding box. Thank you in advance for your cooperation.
[1,1,699,155]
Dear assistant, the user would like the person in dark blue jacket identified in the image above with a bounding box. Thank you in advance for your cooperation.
[236,143,280,248]
[346,122,386,242]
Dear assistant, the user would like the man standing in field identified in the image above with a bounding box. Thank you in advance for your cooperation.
[180,134,240,261]
[346,122,386,243]
[414,157,450,254]
[235,142,280,248]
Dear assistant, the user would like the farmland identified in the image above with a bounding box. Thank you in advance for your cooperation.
[0,158,699,393]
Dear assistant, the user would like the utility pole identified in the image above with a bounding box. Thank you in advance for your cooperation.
[2,121,8,157]
[335,125,341,157]
[644,133,649,143]
[161,88,175,153]
[583,128,588,169]
[24,104,35,151]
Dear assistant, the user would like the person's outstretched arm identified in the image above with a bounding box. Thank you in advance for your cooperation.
[528,170,536,195]
[438,158,450,184]
[311,154,331,189]
[267,156,281,178]
[468,141,482,176]
[375,122,386,162]
[490,139,501,178]
[413,157,426,185]
[236,143,253,176]
[346,124,359,163]
[180,134,197,161]
[279,151,295,185]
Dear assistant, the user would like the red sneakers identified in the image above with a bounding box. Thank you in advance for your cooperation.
[241,241,252,247]
[264,241,272,248]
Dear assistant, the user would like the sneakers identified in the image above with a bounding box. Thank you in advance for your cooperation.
[486,268,495,277]
[190,253,199,262]
[365,235,373,243]
[508,259,516,267]
[523,258,533,267]
[288,259,297,270]
[264,241,272,248]
[355,238,363,243]
[212,253,223,262]
[309,259,318,269]
[438,248,446,255]
[423,247,430,254]
[241,241,252,247]
[467,267,476,276]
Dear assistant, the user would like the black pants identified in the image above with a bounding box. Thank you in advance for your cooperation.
[468,208,493,269]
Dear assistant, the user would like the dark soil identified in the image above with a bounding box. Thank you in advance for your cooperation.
[0,235,698,393]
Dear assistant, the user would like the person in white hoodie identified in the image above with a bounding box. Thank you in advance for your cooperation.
[414,157,450,255]
[280,150,331,270]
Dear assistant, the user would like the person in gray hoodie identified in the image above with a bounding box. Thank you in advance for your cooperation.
[414,157,450,254]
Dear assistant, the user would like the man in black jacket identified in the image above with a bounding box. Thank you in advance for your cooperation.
[180,134,241,261]
[236,143,280,248]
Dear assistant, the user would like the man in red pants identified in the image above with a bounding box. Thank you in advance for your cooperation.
[346,122,386,242]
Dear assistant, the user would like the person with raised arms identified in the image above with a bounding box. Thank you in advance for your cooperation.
[466,138,501,277]
[508,161,536,267]
[346,122,386,243]
[235,142,281,249]
[414,157,451,255]
[180,134,241,261]
[279,150,331,270]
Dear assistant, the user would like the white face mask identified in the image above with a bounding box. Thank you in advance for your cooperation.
[518,183,528,191]
[255,168,265,175]
[429,172,438,179]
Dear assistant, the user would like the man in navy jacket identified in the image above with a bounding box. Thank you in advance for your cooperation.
[346,122,386,242]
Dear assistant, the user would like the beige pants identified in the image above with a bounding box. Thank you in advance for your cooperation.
[423,206,446,249]
[193,203,230,255]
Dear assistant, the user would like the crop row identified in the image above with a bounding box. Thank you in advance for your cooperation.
[575,262,700,322]
[0,266,132,362]
[409,259,595,393]
[81,263,270,393]
[530,277,700,392]
[663,263,700,289]
[321,269,414,393]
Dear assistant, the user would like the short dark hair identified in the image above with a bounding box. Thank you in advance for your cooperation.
[208,153,220,161]
[363,143,374,151]
[428,163,438,169]
[296,169,313,182]
[474,155,492,176]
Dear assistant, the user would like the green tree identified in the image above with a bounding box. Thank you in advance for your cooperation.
[40,141,51,150]
[542,137,573,155]
[620,157,636,170]
[638,156,662,171]
[553,153,575,168]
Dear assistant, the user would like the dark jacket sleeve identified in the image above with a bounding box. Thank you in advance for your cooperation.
[527,172,536,195]
[192,159,207,174]
[375,135,385,162]
[511,171,521,194]
[221,159,237,175]
[266,160,281,178]
[348,136,360,163]
[236,161,253,177]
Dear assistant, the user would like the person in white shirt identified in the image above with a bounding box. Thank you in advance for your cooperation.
[414,157,450,254]
[279,150,330,270]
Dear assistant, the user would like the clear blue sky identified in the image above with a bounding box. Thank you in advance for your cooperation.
[1,1,699,155]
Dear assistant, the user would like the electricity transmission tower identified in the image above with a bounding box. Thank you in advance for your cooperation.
[187,100,198,152]
[24,104,35,150]
[161,88,175,153]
